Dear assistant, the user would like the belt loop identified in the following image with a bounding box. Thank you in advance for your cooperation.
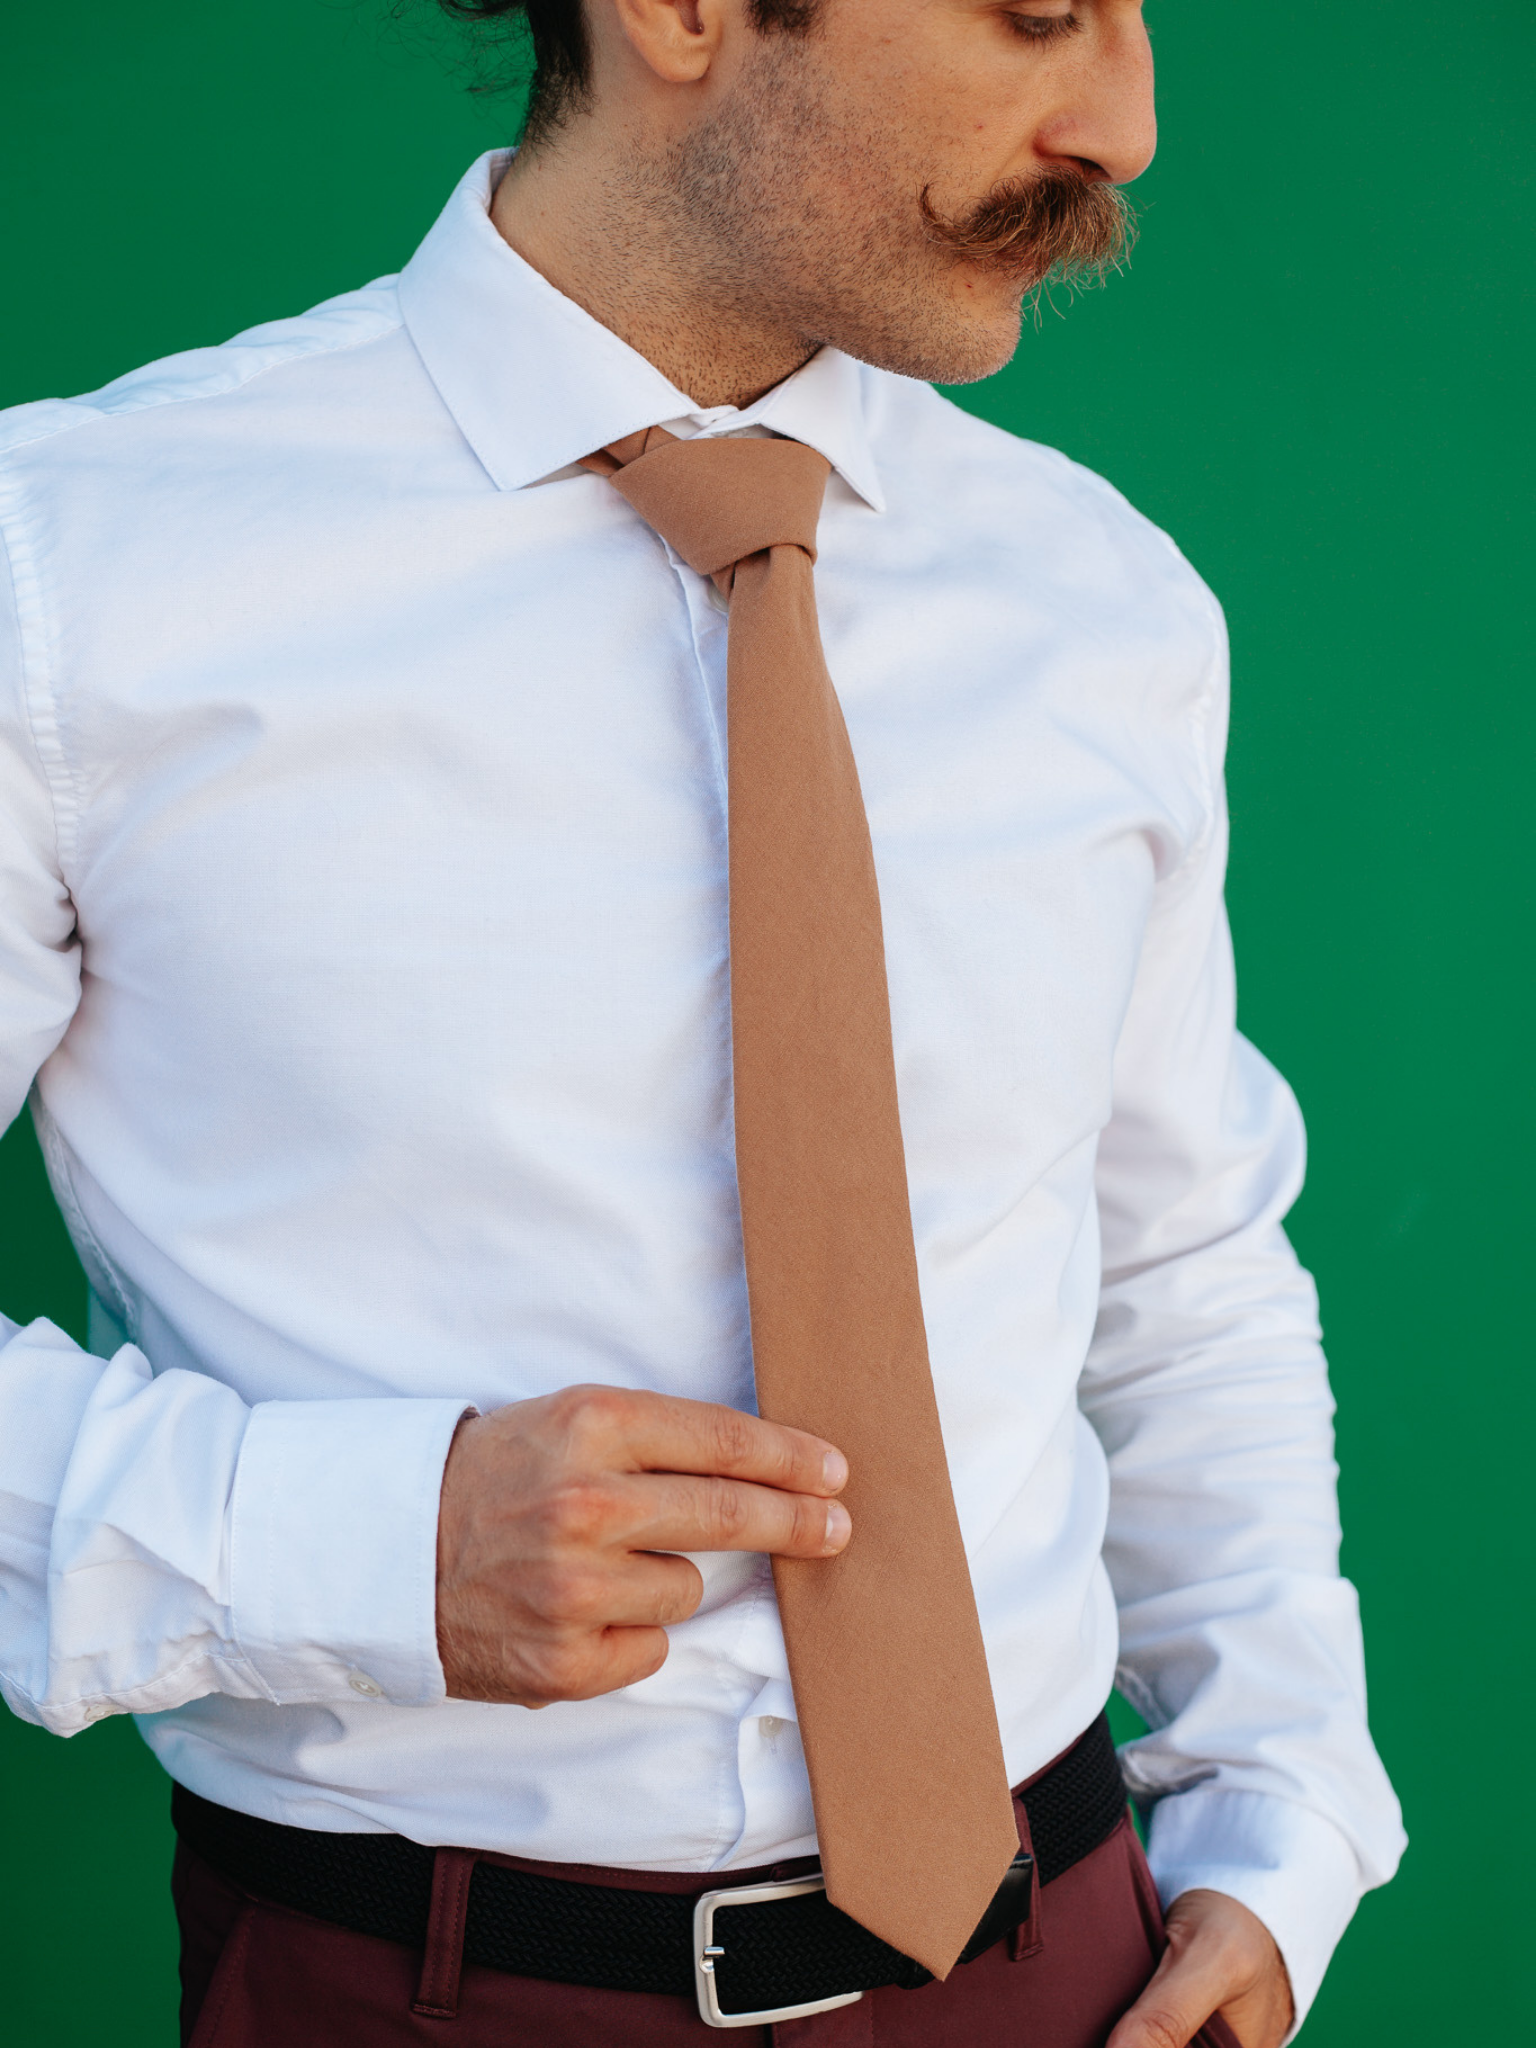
[413,1847,479,2018]
[1008,1800,1044,1962]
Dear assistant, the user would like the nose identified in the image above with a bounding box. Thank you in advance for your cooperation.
[1037,9,1157,188]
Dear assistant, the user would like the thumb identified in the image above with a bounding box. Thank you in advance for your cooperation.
[1106,1938,1229,2048]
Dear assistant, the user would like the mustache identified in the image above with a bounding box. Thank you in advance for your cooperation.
[920,165,1137,285]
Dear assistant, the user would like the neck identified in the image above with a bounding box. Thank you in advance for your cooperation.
[490,136,818,413]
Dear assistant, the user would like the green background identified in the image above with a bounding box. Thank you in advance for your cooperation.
[1,1,1530,2038]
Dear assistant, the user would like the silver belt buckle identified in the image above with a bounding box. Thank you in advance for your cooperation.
[692,1872,866,2029]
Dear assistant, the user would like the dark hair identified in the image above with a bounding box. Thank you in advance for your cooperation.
[437,1,818,142]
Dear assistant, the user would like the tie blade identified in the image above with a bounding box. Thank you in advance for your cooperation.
[819,1791,1023,1981]
[726,522,1018,1983]
[774,1535,1022,1980]
[583,422,1020,1984]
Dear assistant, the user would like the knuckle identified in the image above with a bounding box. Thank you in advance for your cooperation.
[542,1480,617,1547]
[1136,2011,1193,2048]
[544,1383,588,1433]
[612,1625,670,1684]
[532,1638,592,1700]
[633,1632,671,1681]
[561,1574,609,1625]
[554,1633,654,1702]
[526,1625,672,1703]
[519,1564,567,1622]
[532,1564,605,1625]
[650,1560,703,1624]
[702,1476,751,1542]
[551,1382,632,1450]
[707,1405,757,1474]
[577,1383,634,1432]
[670,1562,705,1620]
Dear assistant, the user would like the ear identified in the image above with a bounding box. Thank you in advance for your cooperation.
[610,0,726,84]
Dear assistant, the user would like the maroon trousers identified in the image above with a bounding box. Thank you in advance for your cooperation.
[175,1812,1240,2048]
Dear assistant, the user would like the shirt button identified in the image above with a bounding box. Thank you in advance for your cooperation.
[347,1670,385,1699]
[759,1714,783,1737]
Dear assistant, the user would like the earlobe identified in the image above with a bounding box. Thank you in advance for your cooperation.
[611,0,722,85]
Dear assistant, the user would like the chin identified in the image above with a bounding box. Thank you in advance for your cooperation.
[847,307,1024,388]
[924,319,1026,387]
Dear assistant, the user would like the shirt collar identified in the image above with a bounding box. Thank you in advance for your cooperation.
[397,152,885,514]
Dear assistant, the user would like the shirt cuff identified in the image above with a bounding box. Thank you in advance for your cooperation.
[1144,1784,1364,2039]
[229,1396,470,1708]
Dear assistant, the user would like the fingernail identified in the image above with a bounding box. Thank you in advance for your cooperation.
[824,1502,852,1552]
[822,1450,848,1491]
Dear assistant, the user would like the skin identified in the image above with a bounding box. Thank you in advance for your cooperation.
[437,1385,851,1703]
[444,6,1296,2041]
[493,0,1157,403]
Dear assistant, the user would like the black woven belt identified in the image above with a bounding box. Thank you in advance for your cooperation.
[174,1710,1126,2025]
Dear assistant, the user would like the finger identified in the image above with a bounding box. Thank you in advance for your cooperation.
[1105,1938,1232,2048]
[619,1471,852,1559]
[600,1552,706,1627]
[564,1386,848,1496]
[519,1624,674,1706]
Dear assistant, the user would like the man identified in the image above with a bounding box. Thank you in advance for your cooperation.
[0,0,1404,2041]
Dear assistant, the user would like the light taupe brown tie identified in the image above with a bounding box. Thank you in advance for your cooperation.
[582,427,1019,1978]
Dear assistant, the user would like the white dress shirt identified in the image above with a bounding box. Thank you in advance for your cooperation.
[0,151,1402,2025]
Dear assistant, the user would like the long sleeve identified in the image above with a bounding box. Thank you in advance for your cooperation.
[0,198,1413,1883]
[1079,624,1406,2032]
[0,514,466,1737]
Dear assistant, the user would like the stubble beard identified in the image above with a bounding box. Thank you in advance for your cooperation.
[653,40,1137,388]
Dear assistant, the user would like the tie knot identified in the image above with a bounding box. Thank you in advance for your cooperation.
[581,430,831,580]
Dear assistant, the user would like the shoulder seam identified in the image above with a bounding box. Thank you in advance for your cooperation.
[0,304,405,870]
[1161,588,1229,895]
[0,465,80,877]
[0,302,405,463]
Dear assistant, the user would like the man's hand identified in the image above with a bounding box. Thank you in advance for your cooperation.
[1108,1889,1294,2048]
[436,1386,850,1705]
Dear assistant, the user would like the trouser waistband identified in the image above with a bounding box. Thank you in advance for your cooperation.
[173,1710,1127,2027]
